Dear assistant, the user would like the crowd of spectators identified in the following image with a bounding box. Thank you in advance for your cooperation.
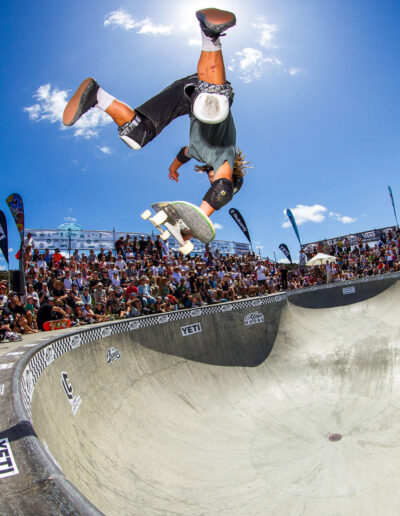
[1,227,399,341]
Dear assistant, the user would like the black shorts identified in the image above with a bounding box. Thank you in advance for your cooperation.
[134,73,198,145]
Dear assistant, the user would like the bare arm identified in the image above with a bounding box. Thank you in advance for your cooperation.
[168,146,190,182]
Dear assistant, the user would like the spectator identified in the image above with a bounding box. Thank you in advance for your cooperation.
[36,297,67,330]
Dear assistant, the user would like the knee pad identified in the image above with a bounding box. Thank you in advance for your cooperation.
[203,178,233,210]
[118,114,156,150]
[233,175,243,195]
[192,81,233,124]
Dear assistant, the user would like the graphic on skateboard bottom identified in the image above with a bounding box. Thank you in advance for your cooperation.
[141,201,215,255]
[43,319,72,331]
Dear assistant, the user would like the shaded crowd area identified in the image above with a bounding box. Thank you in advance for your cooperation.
[1,227,399,339]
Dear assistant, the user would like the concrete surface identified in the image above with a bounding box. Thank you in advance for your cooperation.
[2,275,400,515]
[25,278,400,515]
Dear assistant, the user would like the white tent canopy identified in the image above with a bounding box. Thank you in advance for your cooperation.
[306,253,337,266]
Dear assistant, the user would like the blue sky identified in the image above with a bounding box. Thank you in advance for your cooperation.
[1,0,400,268]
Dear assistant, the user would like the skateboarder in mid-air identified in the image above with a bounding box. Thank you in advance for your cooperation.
[63,7,250,220]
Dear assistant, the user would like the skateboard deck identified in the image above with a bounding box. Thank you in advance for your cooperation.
[43,319,72,331]
[141,201,215,255]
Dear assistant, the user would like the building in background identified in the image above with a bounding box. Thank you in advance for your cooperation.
[25,222,252,256]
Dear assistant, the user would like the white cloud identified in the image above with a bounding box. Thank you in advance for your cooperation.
[8,248,14,252]
[329,212,357,224]
[104,9,172,35]
[289,67,301,76]
[24,83,112,139]
[278,258,290,264]
[64,217,77,223]
[282,205,327,228]
[252,17,278,48]
[188,38,201,47]
[229,48,283,83]
[0,265,6,271]
[98,145,112,155]
[214,222,223,230]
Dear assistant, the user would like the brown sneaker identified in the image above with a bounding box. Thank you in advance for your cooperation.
[62,78,99,126]
[196,8,236,41]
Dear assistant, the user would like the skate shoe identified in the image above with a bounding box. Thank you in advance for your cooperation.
[63,78,99,126]
[196,8,236,41]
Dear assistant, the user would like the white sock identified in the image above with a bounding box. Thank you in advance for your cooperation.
[96,88,115,111]
[201,31,222,52]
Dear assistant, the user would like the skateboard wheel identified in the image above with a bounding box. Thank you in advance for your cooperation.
[151,210,168,226]
[141,209,152,220]
[160,230,170,241]
[179,241,194,255]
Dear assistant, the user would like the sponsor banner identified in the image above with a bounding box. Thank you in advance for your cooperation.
[0,438,19,478]
[6,193,24,239]
[128,321,140,330]
[0,363,14,370]
[279,243,293,264]
[0,384,4,396]
[101,327,112,338]
[107,347,121,364]
[244,312,265,326]
[221,304,233,312]
[229,208,252,244]
[0,210,8,264]
[388,186,399,226]
[189,309,202,317]
[286,209,302,247]
[61,372,81,416]
[181,322,202,337]
[24,367,34,400]
[44,346,55,366]
[343,286,356,295]
[70,335,81,349]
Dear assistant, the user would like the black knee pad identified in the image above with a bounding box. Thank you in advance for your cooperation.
[233,175,243,195]
[191,80,234,124]
[203,178,233,210]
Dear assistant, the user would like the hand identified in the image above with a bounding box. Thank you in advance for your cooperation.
[168,168,179,182]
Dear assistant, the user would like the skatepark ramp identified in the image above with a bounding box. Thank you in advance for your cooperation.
[2,273,400,515]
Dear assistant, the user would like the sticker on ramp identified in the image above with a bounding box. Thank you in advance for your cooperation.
[0,384,4,396]
[0,438,19,478]
[181,323,202,337]
[343,286,356,295]
[244,312,265,326]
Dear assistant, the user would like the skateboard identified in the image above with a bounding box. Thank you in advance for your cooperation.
[141,201,216,255]
[43,319,72,331]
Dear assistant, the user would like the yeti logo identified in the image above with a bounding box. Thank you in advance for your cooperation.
[0,438,19,478]
[107,347,121,364]
[244,312,265,326]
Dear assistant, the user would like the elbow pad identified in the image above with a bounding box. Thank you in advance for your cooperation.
[176,146,190,164]
[203,178,233,210]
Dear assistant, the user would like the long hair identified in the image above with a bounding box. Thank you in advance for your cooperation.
[194,148,251,178]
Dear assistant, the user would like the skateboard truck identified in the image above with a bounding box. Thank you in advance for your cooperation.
[141,209,194,255]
